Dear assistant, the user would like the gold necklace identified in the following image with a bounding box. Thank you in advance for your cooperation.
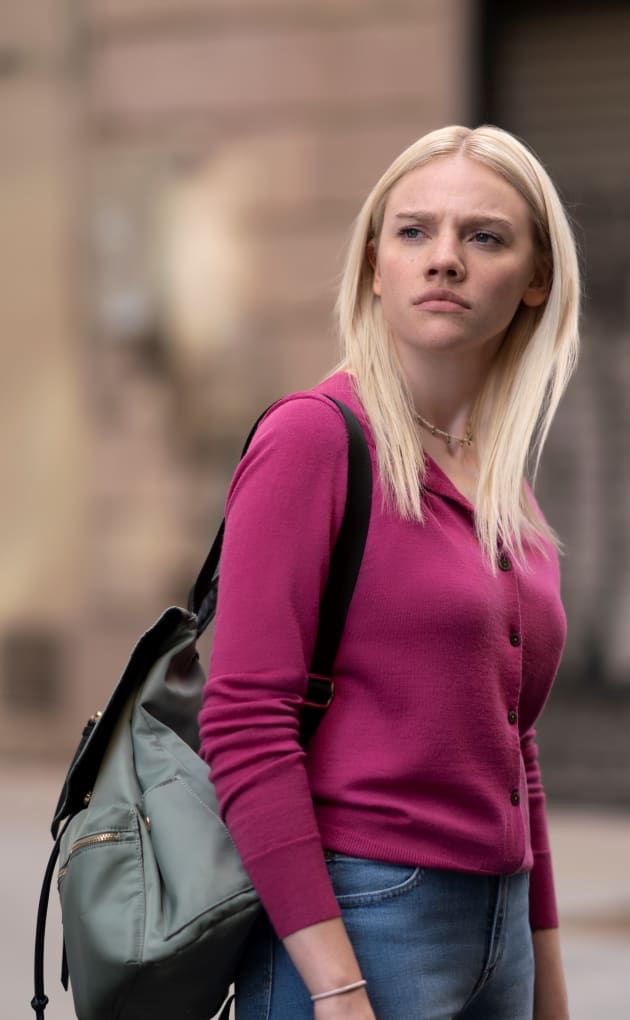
[414,412,474,449]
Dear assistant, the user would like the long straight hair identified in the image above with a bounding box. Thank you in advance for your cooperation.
[330,125,580,571]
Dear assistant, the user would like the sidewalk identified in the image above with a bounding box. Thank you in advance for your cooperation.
[3,761,629,1019]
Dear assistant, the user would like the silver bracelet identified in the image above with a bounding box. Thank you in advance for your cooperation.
[310,979,367,1002]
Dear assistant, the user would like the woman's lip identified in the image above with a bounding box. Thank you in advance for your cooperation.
[415,299,469,312]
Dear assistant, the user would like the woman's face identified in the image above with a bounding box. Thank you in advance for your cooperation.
[369,154,548,364]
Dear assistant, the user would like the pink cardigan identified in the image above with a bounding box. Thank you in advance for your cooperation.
[199,370,566,938]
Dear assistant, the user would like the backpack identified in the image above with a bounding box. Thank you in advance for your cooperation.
[32,395,372,1020]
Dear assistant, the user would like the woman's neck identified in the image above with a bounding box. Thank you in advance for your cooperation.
[396,344,493,453]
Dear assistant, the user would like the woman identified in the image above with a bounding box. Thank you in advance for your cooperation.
[199,124,579,1020]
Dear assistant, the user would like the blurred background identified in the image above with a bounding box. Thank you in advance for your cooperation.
[1,0,629,1017]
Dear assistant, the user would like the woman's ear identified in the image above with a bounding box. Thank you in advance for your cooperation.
[367,239,381,296]
[522,256,552,308]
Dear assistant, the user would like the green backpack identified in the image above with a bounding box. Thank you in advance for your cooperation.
[32,395,372,1020]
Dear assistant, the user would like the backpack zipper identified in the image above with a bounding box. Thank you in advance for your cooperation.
[57,831,121,884]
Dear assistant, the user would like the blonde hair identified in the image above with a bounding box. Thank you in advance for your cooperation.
[330,124,580,571]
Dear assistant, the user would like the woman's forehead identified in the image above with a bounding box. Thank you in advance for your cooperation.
[385,154,531,225]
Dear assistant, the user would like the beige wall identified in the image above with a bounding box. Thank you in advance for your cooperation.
[0,1,87,751]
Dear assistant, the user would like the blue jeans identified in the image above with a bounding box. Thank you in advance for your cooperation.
[235,854,534,1019]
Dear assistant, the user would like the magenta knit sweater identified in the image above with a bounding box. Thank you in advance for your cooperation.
[198,370,566,938]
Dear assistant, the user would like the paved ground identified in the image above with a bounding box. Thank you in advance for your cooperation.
[3,761,629,1019]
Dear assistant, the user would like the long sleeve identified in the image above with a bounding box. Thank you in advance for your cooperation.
[522,724,559,930]
[198,393,349,938]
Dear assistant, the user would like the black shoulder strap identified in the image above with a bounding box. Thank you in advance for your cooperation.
[309,397,372,679]
[187,400,272,630]
[299,397,372,742]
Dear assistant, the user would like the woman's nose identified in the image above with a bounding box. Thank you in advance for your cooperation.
[425,235,465,280]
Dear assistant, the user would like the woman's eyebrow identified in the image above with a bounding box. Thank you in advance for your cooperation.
[394,209,437,222]
[463,215,515,235]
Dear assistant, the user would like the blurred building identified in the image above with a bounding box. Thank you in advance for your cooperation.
[1,1,629,801]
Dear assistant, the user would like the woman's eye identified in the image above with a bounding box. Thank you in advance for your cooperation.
[473,231,500,245]
[399,226,423,240]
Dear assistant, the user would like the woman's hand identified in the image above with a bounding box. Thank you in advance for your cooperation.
[532,928,570,1020]
[283,918,376,1019]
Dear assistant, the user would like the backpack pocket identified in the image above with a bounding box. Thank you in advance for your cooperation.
[141,774,255,943]
[57,810,144,1019]
[57,829,136,886]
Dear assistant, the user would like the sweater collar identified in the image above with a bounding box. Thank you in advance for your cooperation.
[422,455,475,513]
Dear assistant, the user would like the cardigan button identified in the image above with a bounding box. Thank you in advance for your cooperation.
[499,554,511,571]
[510,790,521,806]
[508,710,518,725]
[510,632,521,647]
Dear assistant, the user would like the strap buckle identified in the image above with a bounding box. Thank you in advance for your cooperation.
[304,673,335,710]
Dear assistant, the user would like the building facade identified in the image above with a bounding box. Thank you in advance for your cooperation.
[1,0,628,799]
